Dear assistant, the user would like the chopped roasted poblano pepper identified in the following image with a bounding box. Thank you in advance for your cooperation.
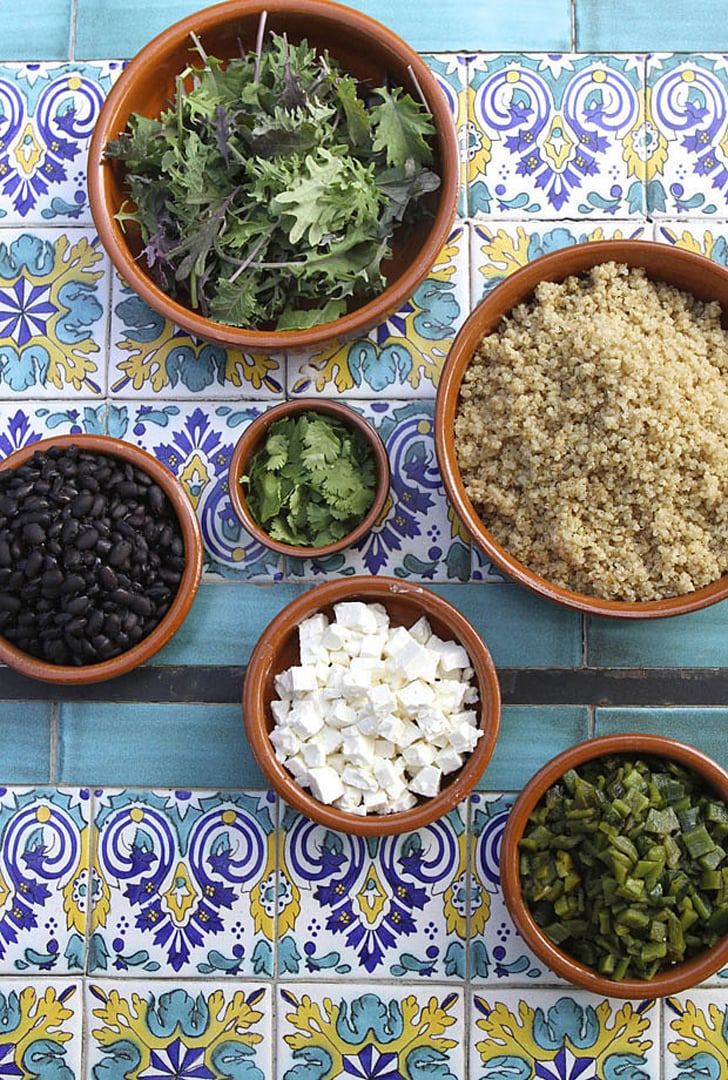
[518,754,728,981]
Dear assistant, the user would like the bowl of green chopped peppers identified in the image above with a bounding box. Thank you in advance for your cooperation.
[228,398,390,556]
[500,733,728,998]
[88,0,459,351]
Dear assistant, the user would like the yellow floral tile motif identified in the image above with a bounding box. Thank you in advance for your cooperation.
[0,983,80,1080]
[667,994,728,1077]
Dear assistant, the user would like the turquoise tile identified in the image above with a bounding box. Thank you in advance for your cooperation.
[432,583,582,668]
[588,598,728,668]
[575,0,728,50]
[0,703,52,782]
[595,708,728,770]
[0,1,71,60]
[57,703,264,787]
[477,705,590,790]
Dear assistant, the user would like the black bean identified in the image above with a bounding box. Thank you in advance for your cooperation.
[76,526,99,551]
[65,595,90,616]
[109,540,132,567]
[70,490,94,517]
[22,522,45,545]
[61,573,86,594]
[24,549,45,579]
[0,539,11,568]
[41,567,64,592]
[0,595,21,613]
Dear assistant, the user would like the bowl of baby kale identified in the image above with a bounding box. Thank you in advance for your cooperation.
[500,733,728,998]
[435,240,728,618]
[88,0,460,351]
[243,576,501,835]
[0,435,202,684]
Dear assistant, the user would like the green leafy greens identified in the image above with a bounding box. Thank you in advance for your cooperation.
[105,24,441,330]
[241,410,378,547]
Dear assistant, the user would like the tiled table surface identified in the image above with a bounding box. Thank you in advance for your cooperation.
[0,1,727,1077]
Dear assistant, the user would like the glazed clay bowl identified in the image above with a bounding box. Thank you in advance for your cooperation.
[0,434,203,684]
[243,576,501,835]
[87,0,460,352]
[500,733,728,999]
[435,239,728,618]
[228,398,390,558]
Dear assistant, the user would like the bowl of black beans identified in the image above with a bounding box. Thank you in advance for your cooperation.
[0,435,203,683]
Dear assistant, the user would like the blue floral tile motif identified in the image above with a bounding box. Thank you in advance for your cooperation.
[666,991,728,1075]
[471,991,659,1079]
[87,979,272,1080]
[89,790,278,978]
[109,278,285,400]
[0,401,110,460]
[287,224,468,399]
[467,54,646,219]
[278,983,464,1079]
[646,54,728,217]
[278,804,467,980]
[655,220,728,268]
[423,54,469,218]
[0,229,108,397]
[0,63,121,225]
[0,978,82,1079]
[0,787,91,975]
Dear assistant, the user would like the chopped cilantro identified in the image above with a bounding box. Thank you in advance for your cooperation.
[105,23,440,331]
[241,410,378,547]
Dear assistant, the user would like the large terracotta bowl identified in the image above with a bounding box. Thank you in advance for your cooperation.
[243,576,501,835]
[435,240,728,618]
[228,399,390,558]
[0,434,203,684]
[500,733,728,999]
[87,0,460,352]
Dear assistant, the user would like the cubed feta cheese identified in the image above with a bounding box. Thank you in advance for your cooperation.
[333,601,380,632]
[307,766,345,804]
[408,764,442,798]
[269,725,301,757]
[341,730,376,766]
[289,665,319,693]
[402,740,436,768]
[341,764,378,792]
[435,746,464,774]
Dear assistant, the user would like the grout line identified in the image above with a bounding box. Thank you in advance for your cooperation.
[49,701,58,784]
[69,0,78,61]
[570,0,577,51]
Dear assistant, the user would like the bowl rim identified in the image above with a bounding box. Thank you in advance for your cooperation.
[0,434,203,685]
[242,575,502,835]
[500,732,728,998]
[227,398,391,557]
[87,0,461,351]
[435,238,728,619]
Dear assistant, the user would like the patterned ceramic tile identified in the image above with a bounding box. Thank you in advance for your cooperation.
[0,63,121,225]
[108,277,286,402]
[471,989,660,1078]
[423,54,469,218]
[655,217,728,262]
[286,223,468,399]
[0,400,110,459]
[277,804,467,981]
[646,54,728,218]
[0,978,82,1078]
[89,790,279,978]
[467,54,647,220]
[0,228,109,398]
[277,982,465,1079]
[86,979,273,1080]
[0,788,91,975]
[665,990,728,1075]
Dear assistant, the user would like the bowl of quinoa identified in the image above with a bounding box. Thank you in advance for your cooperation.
[435,240,728,617]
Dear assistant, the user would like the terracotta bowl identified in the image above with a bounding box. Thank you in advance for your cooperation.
[435,239,728,618]
[500,733,728,999]
[0,434,203,684]
[243,576,501,835]
[87,0,460,352]
[228,399,390,557]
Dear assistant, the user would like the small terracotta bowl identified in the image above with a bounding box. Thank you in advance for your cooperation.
[435,239,728,618]
[228,399,390,558]
[87,0,460,351]
[500,733,728,999]
[243,576,501,835]
[0,434,203,684]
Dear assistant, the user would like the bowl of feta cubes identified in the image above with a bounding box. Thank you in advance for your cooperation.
[242,576,501,835]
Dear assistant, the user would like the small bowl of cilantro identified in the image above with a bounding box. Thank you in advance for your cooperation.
[228,399,390,556]
[87,0,460,351]
[500,733,728,998]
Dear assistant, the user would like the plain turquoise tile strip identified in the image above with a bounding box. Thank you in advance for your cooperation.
[0,703,52,782]
[588,597,728,669]
[477,705,590,790]
[575,0,728,50]
[0,0,72,60]
[71,0,571,60]
[57,702,265,787]
[595,708,728,770]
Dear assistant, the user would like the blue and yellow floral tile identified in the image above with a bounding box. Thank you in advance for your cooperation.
[423,53,470,218]
[471,990,661,1078]
[665,991,728,1074]
[0,228,109,398]
[0,400,110,457]
[0,787,91,976]
[0,62,121,227]
[655,219,728,265]
[286,222,468,400]
[0,978,82,1077]
[277,983,465,1079]
[277,804,468,981]
[86,979,273,1079]
[88,790,279,979]
[466,54,647,220]
[646,54,728,218]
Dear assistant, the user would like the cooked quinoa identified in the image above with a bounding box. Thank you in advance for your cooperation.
[455,260,728,602]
